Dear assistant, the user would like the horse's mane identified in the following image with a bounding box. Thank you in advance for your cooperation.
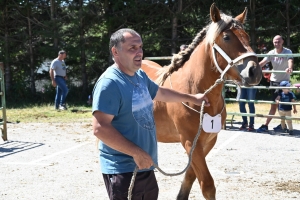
[156,13,234,85]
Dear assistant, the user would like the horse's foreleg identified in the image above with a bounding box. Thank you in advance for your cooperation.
[176,166,196,200]
[185,138,217,200]
[199,136,218,200]
[194,152,216,200]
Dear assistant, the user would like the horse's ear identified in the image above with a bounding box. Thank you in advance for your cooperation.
[210,3,221,23]
[235,7,248,24]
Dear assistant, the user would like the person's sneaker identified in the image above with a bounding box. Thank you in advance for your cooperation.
[59,104,68,110]
[239,123,248,131]
[247,124,255,132]
[273,124,286,131]
[289,130,294,135]
[256,125,268,133]
[284,128,289,133]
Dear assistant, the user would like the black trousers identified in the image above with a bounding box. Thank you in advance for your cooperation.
[270,81,282,101]
[102,170,159,200]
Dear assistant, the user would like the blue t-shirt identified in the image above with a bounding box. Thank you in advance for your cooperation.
[278,91,295,111]
[92,65,159,174]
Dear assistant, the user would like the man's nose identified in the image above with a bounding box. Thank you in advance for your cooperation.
[137,48,143,55]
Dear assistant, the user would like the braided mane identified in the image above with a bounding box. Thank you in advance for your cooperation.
[156,13,233,85]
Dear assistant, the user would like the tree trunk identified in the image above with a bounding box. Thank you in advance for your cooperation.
[104,0,113,64]
[80,0,88,98]
[27,5,36,95]
[285,0,291,48]
[3,5,11,95]
[50,0,58,48]
[171,0,182,54]
[249,0,256,52]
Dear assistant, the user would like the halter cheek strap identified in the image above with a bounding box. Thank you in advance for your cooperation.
[212,43,257,101]
[212,43,257,79]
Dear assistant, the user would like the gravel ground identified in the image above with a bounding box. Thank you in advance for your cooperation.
[0,122,299,200]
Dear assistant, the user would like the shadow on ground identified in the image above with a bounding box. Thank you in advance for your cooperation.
[0,140,44,158]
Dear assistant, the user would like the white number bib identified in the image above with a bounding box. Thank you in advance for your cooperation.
[202,113,222,133]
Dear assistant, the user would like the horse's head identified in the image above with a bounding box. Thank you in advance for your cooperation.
[208,3,262,86]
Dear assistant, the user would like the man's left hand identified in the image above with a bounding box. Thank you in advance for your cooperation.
[194,93,210,107]
[286,68,293,74]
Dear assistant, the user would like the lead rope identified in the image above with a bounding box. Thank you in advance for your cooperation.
[128,77,226,200]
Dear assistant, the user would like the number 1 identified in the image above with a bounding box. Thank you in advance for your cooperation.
[211,120,214,129]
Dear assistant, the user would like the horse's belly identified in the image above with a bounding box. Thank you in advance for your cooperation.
[156,122,180,143]
[154,102,181,143]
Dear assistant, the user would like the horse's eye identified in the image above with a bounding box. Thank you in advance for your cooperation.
[223,35,230,41]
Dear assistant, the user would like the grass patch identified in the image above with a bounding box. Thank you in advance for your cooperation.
[226,102,300,125]
[2,102,299,124]
[4,104,92,123]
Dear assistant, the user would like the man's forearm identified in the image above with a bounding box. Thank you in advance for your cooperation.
[49,70,54,80]
[288,59,293,69]
[154,87,194,103]
[93,118,143,157]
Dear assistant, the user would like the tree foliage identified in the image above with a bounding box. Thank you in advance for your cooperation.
[0,0,300,106]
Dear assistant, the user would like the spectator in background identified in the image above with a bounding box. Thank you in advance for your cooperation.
[239,87,257,131]
[256,35,294,133]
[49,50,69,110]
[275,81,297,135]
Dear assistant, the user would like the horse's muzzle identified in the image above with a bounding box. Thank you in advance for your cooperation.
[239,61,262,85]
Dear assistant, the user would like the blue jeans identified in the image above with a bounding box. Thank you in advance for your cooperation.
[239,88,257,126]
[54,76,69,108]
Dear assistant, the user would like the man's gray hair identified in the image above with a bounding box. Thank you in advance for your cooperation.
[109,28,141,58]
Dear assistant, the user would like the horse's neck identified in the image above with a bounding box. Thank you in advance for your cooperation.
[187,45,224,97]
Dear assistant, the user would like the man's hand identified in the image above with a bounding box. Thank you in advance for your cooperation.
[132,149,154,170]
[293,109,297,114]
[285,67,293,74]
[193,93,210,107]
[51,80,57,87]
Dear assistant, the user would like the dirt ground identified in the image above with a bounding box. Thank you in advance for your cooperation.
[0,122,299,200]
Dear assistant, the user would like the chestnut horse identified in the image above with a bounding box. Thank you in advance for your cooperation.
[141,4,262,200]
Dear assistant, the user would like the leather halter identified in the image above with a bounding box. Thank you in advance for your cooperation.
[211,24,257,101]
[212,43,256,80]
[212,23,257,80]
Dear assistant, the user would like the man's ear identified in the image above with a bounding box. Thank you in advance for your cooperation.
[111,46,118,57]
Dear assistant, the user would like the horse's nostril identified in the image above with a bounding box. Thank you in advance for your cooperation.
[249,66,255,77]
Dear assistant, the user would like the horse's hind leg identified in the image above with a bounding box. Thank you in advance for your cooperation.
[176,166,196,200]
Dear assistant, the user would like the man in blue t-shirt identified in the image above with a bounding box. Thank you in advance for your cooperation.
[92,28,210,200]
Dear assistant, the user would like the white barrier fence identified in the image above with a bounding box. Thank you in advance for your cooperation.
[144,54,300,125]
